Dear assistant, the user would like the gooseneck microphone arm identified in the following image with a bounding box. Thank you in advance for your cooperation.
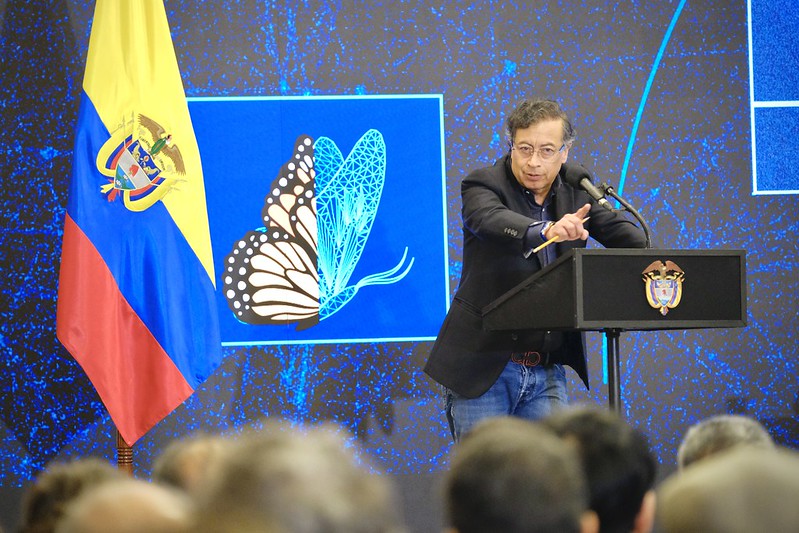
[601,182,652,249]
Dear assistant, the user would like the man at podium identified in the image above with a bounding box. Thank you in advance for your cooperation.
[424,99,647,441]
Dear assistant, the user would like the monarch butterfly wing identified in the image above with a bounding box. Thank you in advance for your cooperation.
[262,135,316,247]
[316,129,386,307]
[222,229,319,327]
[222,135,319,327]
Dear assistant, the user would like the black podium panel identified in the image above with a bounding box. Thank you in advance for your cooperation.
[482,248,747,414]
[483,248,746,332]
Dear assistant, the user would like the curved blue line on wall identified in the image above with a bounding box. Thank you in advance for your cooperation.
[618,0,688,196]
[606,0,687,387]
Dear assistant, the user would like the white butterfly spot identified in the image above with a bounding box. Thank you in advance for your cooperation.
[288,162,296,170]
[238,267,247,275]
[279,178,288,187]
[233,301,241,309]
[224,276,232,284]
[237,281,246,290]
[226,289,236,299]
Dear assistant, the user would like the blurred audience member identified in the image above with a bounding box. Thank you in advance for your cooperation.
[193,421,406,533]
[677,413,774,469]
[152,432,225,494]
[657,447,799,532]
[19,458,126,533]
[55,477,193,533]
[543,406,656,533]
[443,416,598,533]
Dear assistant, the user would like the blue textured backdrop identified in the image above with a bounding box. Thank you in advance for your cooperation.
[1,2,798,529]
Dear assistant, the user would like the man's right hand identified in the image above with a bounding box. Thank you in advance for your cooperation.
[544,203,591,242]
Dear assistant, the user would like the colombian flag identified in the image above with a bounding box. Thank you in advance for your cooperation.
[56,0,221,446]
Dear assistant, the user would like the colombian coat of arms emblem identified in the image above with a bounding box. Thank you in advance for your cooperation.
[642,260,685,316]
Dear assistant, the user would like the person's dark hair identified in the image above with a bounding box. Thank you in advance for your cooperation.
[543,406,656,533]
[19,458,127,533]
[444,417,588,533]
[677,414,775,469]
[505,99,576,147]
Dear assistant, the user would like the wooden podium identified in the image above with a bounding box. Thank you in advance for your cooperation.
[482,248,747,413]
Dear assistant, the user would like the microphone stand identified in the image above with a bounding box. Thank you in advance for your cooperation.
[601,183,652,249]
[598,182,652,415]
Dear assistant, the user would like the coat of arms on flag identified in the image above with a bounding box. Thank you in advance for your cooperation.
[97,113,186,212]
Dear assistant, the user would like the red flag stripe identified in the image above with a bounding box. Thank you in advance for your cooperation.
[56,214,193,445]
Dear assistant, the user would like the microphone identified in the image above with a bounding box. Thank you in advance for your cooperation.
[562,166,614,211]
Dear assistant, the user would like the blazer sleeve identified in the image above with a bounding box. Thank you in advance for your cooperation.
[461,165,535,248]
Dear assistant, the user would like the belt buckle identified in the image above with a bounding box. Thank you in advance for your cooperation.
[511,351,542,367]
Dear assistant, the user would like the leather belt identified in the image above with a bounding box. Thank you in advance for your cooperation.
[510,351,552,367]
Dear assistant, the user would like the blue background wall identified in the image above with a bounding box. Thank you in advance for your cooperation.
[1,1,797,531]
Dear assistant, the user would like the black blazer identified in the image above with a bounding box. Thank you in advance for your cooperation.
[424,156,647,398]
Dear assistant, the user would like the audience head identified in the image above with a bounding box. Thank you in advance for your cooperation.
[194,420,405,533]
[55,477,193,533]
[152,432,225,494]
[542,406,657,533]
[657,447,799,532]
[677,413,775,469]
[19,457,127,533]
[443,416,598,533]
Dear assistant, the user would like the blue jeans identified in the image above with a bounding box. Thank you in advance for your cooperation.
[445,360,568,442]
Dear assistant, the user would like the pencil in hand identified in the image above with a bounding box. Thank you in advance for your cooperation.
[532,217,590,254]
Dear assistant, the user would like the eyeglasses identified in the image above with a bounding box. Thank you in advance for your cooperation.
[512,143,566,162]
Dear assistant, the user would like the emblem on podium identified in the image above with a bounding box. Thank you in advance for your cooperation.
[642,260,685,316]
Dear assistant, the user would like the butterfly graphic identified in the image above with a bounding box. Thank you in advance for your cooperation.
[222,130,414,329]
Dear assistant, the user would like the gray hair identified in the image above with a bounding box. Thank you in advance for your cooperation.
[678,414,775,469]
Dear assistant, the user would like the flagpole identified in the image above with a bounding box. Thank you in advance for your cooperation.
[116,428,134,475]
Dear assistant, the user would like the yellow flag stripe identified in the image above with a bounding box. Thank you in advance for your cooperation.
[83,0,215,284]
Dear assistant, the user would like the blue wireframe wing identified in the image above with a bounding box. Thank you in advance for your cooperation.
[315,129,413,319]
